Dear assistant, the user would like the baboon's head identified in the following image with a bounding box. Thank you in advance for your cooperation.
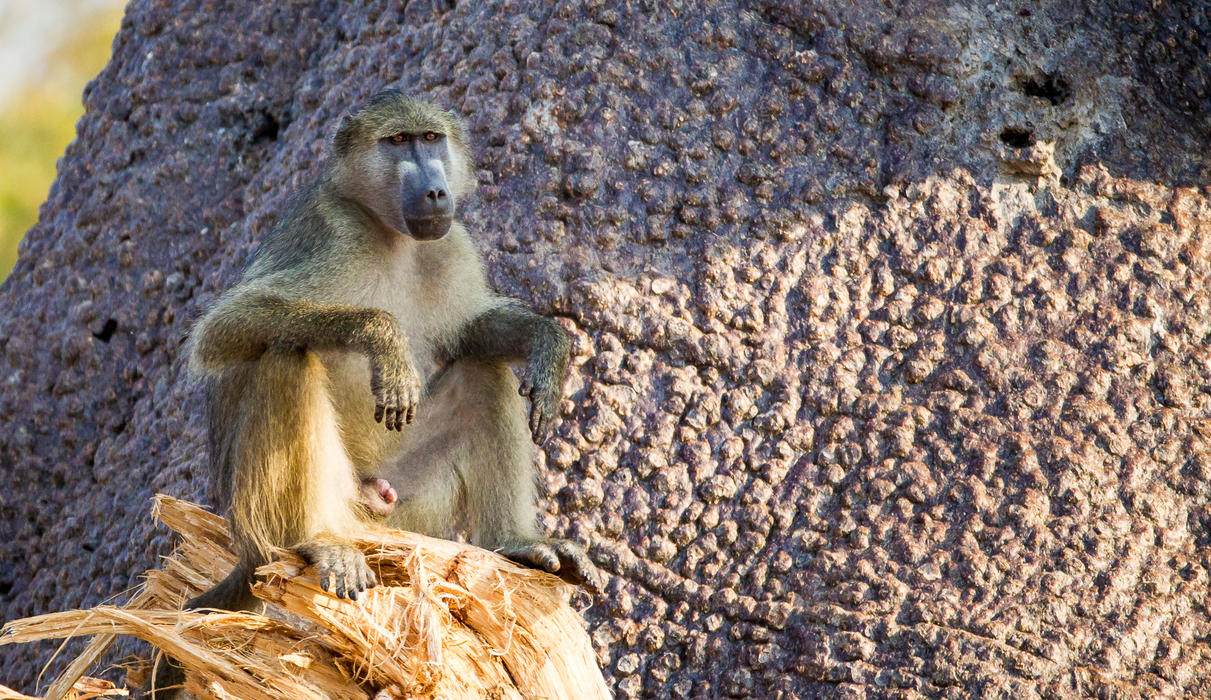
[332,90,475,241]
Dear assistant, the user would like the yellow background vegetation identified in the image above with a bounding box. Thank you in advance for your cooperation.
[0,9,122,280]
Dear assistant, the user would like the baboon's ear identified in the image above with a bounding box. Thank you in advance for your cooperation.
[450,113,473,151]
[332,110,357,155]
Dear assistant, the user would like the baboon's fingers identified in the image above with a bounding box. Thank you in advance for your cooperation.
[529,404,543,439]
[561,563,604,592]
[374,404,385,423]
[519,378,533,397]
[341,548,373,598]
[302,542,375,601]
[404,387,416,424]
[530,544,560,572]
[391,384,406,428]
[532,398,558,442]
[344,554,374,597]
[503,539,604,593]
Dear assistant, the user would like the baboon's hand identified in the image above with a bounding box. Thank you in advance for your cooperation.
[294,540,377,601]
[519,364,562,443]
[370,353,421,431]
[499,538,605,593]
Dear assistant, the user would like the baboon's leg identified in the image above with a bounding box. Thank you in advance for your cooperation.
[380,360,602,590]
[151,351,372,697]
[451,361,540,548]
[375,361,494,540]
[222,349,373,597]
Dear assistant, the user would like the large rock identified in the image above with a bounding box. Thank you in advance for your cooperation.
[2,1,1209,697]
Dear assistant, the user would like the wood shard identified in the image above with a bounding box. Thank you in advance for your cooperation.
[0,496,608,700]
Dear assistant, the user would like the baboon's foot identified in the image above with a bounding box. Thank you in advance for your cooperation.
[499,538,604,592]
[294,540,376,600]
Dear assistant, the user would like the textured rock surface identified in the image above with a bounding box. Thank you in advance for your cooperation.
[2,1,1210,697]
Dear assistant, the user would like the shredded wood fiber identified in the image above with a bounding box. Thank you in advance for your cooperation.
[0,496,608,700]
[0,676,126,700]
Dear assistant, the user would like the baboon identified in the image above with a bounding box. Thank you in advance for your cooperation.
[154,91,602,691]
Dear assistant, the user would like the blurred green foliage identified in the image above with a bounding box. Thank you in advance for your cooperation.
[0,8,122,280]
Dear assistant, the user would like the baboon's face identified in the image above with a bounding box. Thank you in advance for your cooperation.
[334,93,474,242]
[375,128,457,240]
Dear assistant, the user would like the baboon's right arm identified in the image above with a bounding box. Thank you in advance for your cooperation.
[192,291,420,429]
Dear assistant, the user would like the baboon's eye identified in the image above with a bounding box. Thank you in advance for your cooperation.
[423,132,438,141]
[389,133,410,144]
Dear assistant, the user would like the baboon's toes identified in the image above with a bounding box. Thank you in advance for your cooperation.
[501,541,558,573]
[500,538,604,593]
[297,541,375,601]
[549,539,605,592]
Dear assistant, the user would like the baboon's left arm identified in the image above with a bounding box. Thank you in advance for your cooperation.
[445,302,570,441]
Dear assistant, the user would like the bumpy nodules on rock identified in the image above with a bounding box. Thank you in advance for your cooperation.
[2,1,1209,697]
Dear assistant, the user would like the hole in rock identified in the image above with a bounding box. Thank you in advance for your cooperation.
[252,110,281,144]
[1022,74,1071,105]
[93,318,118,343]
[999,128,1034,148]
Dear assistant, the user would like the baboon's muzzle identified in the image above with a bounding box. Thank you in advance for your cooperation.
[402,167,453,240]
[405,215,452,240]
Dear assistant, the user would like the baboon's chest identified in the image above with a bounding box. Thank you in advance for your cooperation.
[345,237,486,374]
[374,256,455,370]
[322,241,486,468]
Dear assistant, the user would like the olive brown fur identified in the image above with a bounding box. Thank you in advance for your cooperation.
[151,90,602,694]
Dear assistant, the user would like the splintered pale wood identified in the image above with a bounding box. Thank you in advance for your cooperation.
[37,589,153,700]
[2,608,359,700]
[254,555,521,700]
[1,496,609,700]
[348,528,608,699]
[147,495,237,607]
[39,496,235,700]
[254,556,452,694]
[0,677,126,700]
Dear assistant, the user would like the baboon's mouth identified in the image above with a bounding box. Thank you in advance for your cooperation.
[405,216,452,241]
